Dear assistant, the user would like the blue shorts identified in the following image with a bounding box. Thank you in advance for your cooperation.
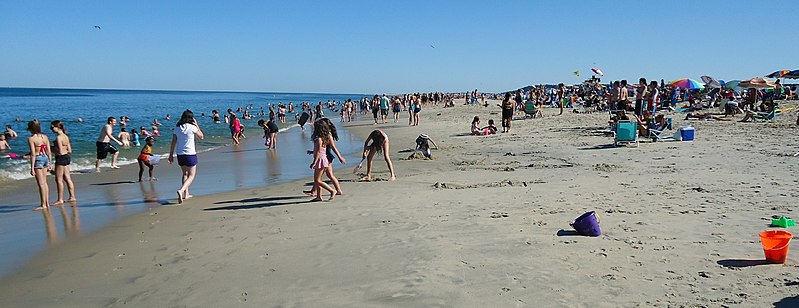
[34,154,49,169]
[177,154,198,167]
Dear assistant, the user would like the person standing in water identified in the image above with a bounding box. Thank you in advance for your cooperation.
[27,120,52,210]
[229,113,242,145]
[258,119,279,150]
[169,110,204,204]
[50,120,76,206]
[118,127,131,148]
[95,117,123,172]
[131,129,141,147]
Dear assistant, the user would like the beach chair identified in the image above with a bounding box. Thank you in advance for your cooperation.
[648,121,674,142]
[752,110,776,122]
[524,102,542,118]
[614,120,638,147]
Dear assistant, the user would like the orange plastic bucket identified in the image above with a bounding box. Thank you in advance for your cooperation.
[759,230,793,264]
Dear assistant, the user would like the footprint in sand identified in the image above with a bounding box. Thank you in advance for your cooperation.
[490,211,509,218]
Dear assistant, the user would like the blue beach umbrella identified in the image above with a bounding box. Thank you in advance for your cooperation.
[782,70,799,79]
[724,80,742,89]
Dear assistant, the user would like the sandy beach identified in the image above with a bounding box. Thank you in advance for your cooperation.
[1,100,798,307]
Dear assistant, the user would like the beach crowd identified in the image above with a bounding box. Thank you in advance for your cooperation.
[3,79,797,211]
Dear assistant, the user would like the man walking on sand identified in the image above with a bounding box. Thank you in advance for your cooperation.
[95,116,123,172]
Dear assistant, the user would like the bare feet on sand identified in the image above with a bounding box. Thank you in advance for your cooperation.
[111,165,120,169]
[33,206,48,211]
[66,197,77,203]
[52,200,65,206]
[177,190,184,204]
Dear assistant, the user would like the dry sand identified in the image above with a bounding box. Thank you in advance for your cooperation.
[1,100,799,307]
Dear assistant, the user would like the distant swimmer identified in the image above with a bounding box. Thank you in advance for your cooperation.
[4,125,18,139]
[0,134,9,151]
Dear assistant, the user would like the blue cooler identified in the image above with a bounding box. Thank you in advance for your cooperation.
[680,126,695,141]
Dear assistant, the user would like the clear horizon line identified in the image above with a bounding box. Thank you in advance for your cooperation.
[0,86,373,97]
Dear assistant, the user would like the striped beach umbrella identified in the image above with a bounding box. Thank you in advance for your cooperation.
[669,78,705,90]
[766,70,791,78]
[782,70,799,79]
[739,77,776,89]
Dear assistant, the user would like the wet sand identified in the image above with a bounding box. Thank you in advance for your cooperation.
[0,123,362,279]
[1,100,798,306]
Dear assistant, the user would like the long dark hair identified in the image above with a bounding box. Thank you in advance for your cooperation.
[321,118,338,141]
[50,120,66,134]
[176,109,195,127]
[311,119,331,146]
[366,130,384,152]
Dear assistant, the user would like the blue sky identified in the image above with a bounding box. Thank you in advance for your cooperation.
[0,1,795,93]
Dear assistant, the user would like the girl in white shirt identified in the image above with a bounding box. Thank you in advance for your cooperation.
[168,110,204,204]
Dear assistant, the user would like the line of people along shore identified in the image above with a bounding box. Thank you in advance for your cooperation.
[10,81,795,211]
[4,93,455,210]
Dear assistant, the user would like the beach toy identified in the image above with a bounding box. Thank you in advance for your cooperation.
[148,155,161,165]
[771,216,796,228]
[759,230,792,264]
[570,211,601,237]
[353,158,364,174]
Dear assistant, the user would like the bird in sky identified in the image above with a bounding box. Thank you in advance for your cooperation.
[429,44,435,49]
[93,25,101,30]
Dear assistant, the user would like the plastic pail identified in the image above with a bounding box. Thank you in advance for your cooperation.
[759,230,792,264]
[570,211,601,236]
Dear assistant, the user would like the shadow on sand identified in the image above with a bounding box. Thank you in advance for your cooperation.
[556,229,583,237]
[578,144,618,150]
[716,259,770,268]
[775,295,799,308]
[213,196,306,205]
[90,181,137,186]
[204,195,311,211]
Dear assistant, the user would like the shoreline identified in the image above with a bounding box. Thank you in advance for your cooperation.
[1,100,798,306]
[0,121,363,280]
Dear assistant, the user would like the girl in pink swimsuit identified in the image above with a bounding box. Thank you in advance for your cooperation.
[27,120,52,210]
[309,123,336,201]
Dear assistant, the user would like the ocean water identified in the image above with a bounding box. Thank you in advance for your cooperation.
[0,88,368,279]
[0,87,362,181]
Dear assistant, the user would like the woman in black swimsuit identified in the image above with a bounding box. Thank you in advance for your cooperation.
[50,120,76,206]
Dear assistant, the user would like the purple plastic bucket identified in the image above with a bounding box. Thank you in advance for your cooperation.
[570,211,601,236]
